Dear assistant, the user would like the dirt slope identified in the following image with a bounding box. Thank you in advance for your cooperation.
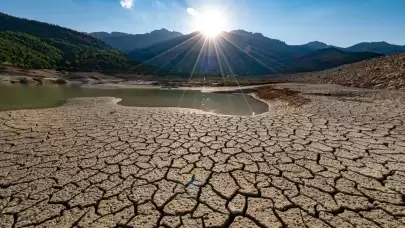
[298,52,405,90]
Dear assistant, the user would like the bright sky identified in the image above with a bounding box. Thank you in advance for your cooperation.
[1,0,405,47]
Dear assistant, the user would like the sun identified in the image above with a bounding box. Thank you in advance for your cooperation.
[192,9,227,38]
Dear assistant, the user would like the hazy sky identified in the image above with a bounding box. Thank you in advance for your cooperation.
[2,0,405,47]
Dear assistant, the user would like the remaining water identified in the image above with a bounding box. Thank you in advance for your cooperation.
[0,85,268,116]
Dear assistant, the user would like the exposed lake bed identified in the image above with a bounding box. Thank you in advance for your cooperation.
[1,83,405,227]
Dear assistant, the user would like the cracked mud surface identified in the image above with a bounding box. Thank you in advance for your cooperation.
[1,85,405,228]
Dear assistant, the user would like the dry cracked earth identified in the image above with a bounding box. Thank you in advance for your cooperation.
[1,85,405,228]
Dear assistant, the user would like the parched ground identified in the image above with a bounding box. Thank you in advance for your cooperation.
[1,84,405,228]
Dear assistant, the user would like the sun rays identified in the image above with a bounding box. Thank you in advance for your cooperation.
[130,5,295,115]
[133,29,290,80]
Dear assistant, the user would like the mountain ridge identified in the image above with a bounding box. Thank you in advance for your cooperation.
[0,12,401,77]
[92,28,405,55]
[90,29,183,52]
[344,41,405,54]
[287,47,383,73]
[128,32,383,76]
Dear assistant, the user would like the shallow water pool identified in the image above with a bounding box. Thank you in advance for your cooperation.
[0,85,268,116]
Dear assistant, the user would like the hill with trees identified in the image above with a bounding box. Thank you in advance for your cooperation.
[0,13,153,73]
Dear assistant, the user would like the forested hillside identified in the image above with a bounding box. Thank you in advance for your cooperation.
[0,13,143,72]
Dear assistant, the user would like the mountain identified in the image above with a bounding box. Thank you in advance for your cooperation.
[1,12,400,77]
[90,31,129,39]
[287,48,383,73]
[0,13,150,72]
[90,29,183,52]
[224,30,312,58]
[344,42,405,54]
[294,41,331,52]
[129,32,285,76]
[93,27,405,56]
[129,31,383,76]
[299,52,405,90]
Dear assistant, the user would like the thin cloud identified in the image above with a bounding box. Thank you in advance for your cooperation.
[155,0,166,8]
[120,0,134,9]
[187,8,199,16]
